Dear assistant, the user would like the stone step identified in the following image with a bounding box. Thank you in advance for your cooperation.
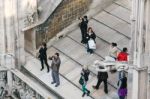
[53,37,103,65]
[47,47,118,98]
[89,19,130,49]
[67,28,109,58]
[114,0,131,10]
[93,11,131,39]
[52,36,119,85]
[25,53,92,99]
[104,3,131,24]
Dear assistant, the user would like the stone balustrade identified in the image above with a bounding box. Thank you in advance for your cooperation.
[11,73,44,99]
[0,69,46,99]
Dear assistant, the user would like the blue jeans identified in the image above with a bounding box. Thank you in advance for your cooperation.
[52,71,60,85]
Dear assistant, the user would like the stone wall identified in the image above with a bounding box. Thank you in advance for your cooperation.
[35,0,92,48]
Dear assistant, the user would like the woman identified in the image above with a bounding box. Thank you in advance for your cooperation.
[80,65,90,97]
[81,65,90,82]
[86,27,96,54]
[108,42,118,60]
[117,72,127,99]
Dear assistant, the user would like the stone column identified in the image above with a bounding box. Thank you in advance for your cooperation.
[145,0,150,98]
[0,0,6,66]
[130,0,149,99]
[4,0,16,94]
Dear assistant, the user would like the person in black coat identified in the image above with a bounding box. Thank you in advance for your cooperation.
[79,16,88,44]
[38,42,50,72]
[93,65,108,94]
[81,65,90,82]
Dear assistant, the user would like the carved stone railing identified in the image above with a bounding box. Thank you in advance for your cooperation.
[0,69,53,99]
[11,73,44,99]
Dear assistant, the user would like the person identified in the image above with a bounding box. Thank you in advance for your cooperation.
[49,53,61,87]
[0,87,4,98]
[87,27,96,42]
[81,65,90,83]
[92,61,108,94]
[117,47,128,79]
[108,42,118,60]
[86,27,96,54]
[81,80,90,97]
[38,42,50,72]
[117,72,127,99]
[117,47,128,62]
[79,65,90,97]
[79,16,88,44]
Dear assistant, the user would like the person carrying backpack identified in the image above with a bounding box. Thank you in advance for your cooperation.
[79,65,90,97]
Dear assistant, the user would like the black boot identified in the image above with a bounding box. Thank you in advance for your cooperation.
[82,93,86,97]
[87,90,90,96]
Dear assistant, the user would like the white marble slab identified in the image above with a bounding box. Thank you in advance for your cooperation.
[105,3,131,23]
[115,0,131,10]
[53,37,103,65]
[94,11,131,38]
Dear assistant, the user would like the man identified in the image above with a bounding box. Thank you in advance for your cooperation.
[92,61,108,94]
[79,15,88,44]
[38,42,50,72]
[49,53,61,87]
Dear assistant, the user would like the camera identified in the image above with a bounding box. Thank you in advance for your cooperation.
[49,56,55,60]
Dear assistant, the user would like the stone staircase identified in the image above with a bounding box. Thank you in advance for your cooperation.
[24,0,131,99]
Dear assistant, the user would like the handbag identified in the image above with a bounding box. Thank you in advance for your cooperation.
[88,39,96,49]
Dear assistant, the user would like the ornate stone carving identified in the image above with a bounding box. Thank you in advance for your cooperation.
[11,74,44,99]
[24,0,38,26]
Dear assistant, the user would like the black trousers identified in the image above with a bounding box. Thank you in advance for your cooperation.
[80,27,87,43]
[96,79,108,93]
[40,58,49,71]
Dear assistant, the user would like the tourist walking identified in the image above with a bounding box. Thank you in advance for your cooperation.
[92,61,108,94]
[86,27,96,54]
[79,65,90,97]
[117,72,127,99]
[108,42,118,60]
[38,42,50,72]
[79,16,88,44]
[49,53,61,87]
[117,47,128,62]
[81,65,90,83]
[117,47,128,79]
